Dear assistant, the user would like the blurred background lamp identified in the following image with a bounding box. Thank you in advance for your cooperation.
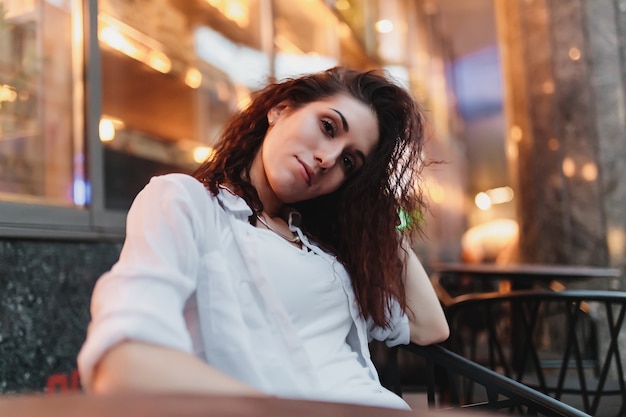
[193,146,216,164]
[475,192,492,211]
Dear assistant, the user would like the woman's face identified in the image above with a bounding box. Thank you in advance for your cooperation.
[257,93,379,205]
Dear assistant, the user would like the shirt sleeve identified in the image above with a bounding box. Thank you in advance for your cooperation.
[366,298,410,347]
[77,174,211,388]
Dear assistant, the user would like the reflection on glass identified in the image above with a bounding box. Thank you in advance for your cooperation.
[99,0,376,210]
[0,0,83,206]
[273,0,339,79]
[193,26,269,89]
[332,0,371,50]
[99,0,269,210]
[273,0,375,80]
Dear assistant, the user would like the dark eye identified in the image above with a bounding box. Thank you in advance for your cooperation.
[321,119,335,137]
[342,155,354,171]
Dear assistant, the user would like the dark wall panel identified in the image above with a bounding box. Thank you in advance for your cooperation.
[0,239,121,393]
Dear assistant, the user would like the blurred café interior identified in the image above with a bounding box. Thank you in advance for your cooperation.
[1,0,626,401]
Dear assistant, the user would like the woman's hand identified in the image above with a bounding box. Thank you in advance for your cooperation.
[90,340,264,396]
[401,242,450,345]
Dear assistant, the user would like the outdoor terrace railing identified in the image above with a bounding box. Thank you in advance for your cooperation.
[443,289,626,416]
[385,343,590,417]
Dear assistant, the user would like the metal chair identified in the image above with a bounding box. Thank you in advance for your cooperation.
[443,290,626,416]
[383,343,589,416]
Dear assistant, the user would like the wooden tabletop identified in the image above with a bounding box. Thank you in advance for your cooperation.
[0,393,486,417]
[432,262,621,280]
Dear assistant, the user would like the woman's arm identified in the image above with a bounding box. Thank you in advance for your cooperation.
[401,242,450,345]
[90,340,264,396]
[80,176,261,396]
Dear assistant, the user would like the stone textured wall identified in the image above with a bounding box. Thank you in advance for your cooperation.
[495,0,626,278]
[0,239,121,393]
[600,0,626,291]
[495,0,626,384]
[587,0,626,289]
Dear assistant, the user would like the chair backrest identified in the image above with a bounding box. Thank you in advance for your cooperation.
[444,289,626,416]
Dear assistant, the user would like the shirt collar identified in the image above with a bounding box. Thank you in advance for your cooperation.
[215,186,313,252]
[216,185,253,219]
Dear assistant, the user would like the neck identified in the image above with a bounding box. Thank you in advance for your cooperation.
[250,148,282,217]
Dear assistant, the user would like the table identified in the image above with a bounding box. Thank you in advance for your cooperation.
[432,262,621,282]
[0,393,489,417]
[430,262,621,304]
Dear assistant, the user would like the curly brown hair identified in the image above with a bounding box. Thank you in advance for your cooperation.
[192,67,428,328]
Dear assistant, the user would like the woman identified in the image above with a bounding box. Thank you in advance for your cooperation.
[78,67,449,409]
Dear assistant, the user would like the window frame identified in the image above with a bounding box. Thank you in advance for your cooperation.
[0,0,126,240]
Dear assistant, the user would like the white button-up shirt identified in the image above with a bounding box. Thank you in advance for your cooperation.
[78,174,410,408]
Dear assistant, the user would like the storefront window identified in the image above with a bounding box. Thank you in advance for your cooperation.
[98,0,270,210]
[332,0,369,46]
[273,0,374,80]
[0,0,84,206]
[331,0,377,62]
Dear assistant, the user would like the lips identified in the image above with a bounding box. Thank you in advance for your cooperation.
[297,158,314,186]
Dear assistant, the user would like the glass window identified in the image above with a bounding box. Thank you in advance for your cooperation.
[98,0,270,210]
[0,0,84,207]
[332,0,377,60]
[273,0,339,79]
[273,0,375,80]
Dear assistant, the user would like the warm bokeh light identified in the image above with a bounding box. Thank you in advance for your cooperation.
[475,192,492,211]
[185,67,203,89]
[474,186,514,211]
[99,119,116,142]
[562,157,576,177]
[486,186,514,204]
[206,0,250,27]
[100,26,143,60]
[375,19,394,34]
[462,219,519,264]
[0,84,17,105]
[193,146,216,164]
[100,15,173,74]
[581,162,598,181]
[99,116,125,142]
[147,50,172,74]
[569,47,581,61]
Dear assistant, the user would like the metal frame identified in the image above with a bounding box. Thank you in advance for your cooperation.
[388,343,590,417]
[444,290,626,416]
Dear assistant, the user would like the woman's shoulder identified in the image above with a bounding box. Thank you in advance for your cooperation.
[147,172,206,191]
[143,173,252,218]
[145,173,213,200]
[133,173,219,214]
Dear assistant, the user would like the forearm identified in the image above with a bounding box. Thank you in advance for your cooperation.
[401,243,450,345]
[90,340,264,396]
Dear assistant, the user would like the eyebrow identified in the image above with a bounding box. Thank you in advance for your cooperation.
[355,150,366,166]
[329,107,368,167]
[330,108,349,132]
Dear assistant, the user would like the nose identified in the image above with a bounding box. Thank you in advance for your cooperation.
[314,143,342,171]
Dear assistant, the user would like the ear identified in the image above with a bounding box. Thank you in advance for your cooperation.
[267,101,289,125]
